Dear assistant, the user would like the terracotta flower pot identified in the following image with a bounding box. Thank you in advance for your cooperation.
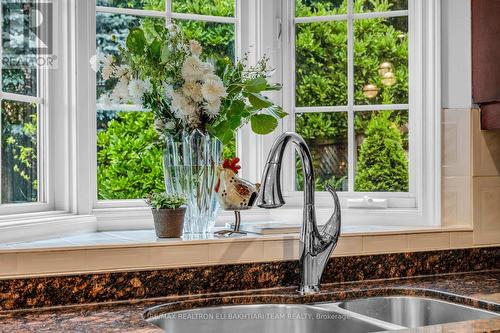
[151,207,186,238]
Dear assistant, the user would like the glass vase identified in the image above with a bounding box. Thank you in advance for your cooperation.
[162,130,222,234]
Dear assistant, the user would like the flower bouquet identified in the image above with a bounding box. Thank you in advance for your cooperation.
[94,22,285,233]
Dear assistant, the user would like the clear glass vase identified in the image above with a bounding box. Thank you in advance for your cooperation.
[163,130,222,234]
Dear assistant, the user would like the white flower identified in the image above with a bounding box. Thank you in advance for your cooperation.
[163,83,174,99]
[202,61,214,75]
[204,99,221,117]
[114,65,130,81]
[165,121,176,130]
[181,56,205,82]
[201,74,227,102]
[128,78,152,103]
[182,81,203,102]
[171,91,196,119]
[101,55,115,80]
[89,53,104,72]
[189,40,202,56]
[128,79,145,102]
[110,80,129,104]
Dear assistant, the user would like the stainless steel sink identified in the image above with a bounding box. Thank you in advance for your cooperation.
[146,296,499,332]
[337,296,499,328]
[146,304,399,333]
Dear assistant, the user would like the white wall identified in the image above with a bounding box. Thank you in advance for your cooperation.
[441,0,472,109]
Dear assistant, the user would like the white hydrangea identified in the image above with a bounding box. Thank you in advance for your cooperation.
[181,56,205,82]
[204,99,221,117]
[201,74,227,102]
[128,78,152,103]
[189,40,202,56]
[182,81,203,103]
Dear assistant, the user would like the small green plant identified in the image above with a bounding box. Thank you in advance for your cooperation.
[145,192,187,210]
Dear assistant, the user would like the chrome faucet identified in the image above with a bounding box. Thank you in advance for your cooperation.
[257,132,341,294]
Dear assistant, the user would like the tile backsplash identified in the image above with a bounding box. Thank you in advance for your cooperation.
[442,107,500,245]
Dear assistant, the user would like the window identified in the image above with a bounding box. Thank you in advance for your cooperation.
[92,0,440,226]
[0,0,439,241]
[95,0,238,201]
[89,0,440,228]
[276,0,440,225]
[0,1,48,213]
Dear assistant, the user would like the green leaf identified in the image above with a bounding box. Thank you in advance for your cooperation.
[126,28,146,55]
[161,45,170,62]
[150,39,162,59]
[227,100,245,118]
[247,92,273,109]
[266,105,288,119]
[244,77,268,93]
[266,83,282,91]
[250,114,278,135]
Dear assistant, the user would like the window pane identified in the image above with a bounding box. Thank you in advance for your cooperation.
[296,21,348,107]
[354,17,408,105]
[295,112,348,191]
[354,110,408,192]
[97,0,165,11]
[354,0,408,13]
[174,20,235,60]
[96,13,165,99]
[97,110,165,200]
[296,0,346,16]
[1,1,37,96]
[173,0,234,17]
[1,100,38,204]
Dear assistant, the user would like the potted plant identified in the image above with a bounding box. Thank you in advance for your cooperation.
[146,192,187,238]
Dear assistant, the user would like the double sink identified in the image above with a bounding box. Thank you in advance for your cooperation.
[147,296,499,332]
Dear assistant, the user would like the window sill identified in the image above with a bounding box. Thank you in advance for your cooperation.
[0,212,96,243]
[0,225,477,279]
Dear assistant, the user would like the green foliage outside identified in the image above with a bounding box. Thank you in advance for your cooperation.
[295,0,409,192]
[355,111,408,192]
[97,111,165,199]
[97,0,409,199]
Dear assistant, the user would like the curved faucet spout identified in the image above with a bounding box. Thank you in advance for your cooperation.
[257,132,342,294]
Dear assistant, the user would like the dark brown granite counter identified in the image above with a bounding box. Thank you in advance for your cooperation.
[1,247,499,311]
[1,271,499,333]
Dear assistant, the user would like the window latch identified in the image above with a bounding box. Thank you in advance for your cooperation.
[347,196,388,209]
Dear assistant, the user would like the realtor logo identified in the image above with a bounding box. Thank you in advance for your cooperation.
[2,0,58,68]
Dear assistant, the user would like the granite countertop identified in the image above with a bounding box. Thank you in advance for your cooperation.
[0,271,499,333]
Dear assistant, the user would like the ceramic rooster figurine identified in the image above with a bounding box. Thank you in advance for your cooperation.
[215,158,260,236]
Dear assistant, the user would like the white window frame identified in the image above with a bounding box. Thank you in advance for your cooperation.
[0,1,51,215]
[0,0,98,243]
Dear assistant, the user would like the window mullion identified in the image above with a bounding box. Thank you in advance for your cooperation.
[347,0,355,193]
[165,0,171,25]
